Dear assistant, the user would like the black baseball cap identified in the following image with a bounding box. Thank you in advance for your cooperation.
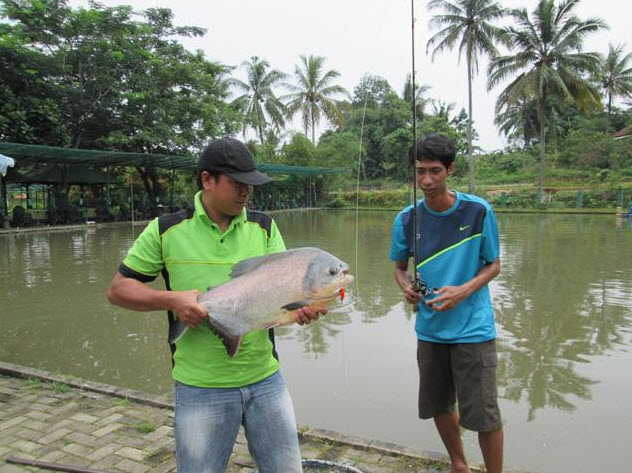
[198,137,272,186]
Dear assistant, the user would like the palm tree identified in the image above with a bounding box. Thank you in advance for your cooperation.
[284,55,348,144]
[403,73,431,122]
[231,56,287,144]
[427,0,507,193]
[432,99,456,121]
[495,95,570,152]
[495,95,540,147]
[488,0,606,202]
[598,43,632,128]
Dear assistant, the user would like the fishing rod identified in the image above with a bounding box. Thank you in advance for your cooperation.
[410,0,431,299]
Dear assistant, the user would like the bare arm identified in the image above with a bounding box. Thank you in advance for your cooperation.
[426,259,501,312]
[106,273,207,328]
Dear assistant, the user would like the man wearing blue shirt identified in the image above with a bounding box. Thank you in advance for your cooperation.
[390,135,503,473]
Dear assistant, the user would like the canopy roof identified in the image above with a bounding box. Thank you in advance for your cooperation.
[5,164,110,184]
[0,142,195,169]
[0,142,341,176]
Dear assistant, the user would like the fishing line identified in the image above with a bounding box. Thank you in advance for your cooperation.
[342,89,369,437]
[354,90,369,285]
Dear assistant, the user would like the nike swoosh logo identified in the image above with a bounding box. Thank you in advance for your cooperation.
[459,225,470,231]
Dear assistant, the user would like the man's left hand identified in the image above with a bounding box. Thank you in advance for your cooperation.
[425,285,468,312]
[296,306,327,325]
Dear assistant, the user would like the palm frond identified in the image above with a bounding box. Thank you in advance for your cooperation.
[284,54,348,143]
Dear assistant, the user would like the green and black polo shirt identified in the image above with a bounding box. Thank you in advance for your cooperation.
[119,191,286,388]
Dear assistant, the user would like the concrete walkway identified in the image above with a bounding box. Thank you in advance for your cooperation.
[0,362,454,473]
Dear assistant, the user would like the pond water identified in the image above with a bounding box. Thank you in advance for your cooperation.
[1,210,631,473]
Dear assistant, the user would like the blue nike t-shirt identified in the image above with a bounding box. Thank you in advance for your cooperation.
[390,192,500,343]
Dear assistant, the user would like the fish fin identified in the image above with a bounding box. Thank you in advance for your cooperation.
[168,321,188,344]
[229,251,289,278]
[229,255,269,278]
[206,317,242,358]
[261,321,280,330]
[281,300,310,310]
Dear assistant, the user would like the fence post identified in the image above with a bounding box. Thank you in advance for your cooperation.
[616,187,623,207]
[535,188,542,207]
[576,190,583,209]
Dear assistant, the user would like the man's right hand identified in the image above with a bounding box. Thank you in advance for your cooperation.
[403,283,423,306]
[395,263,423,308]
[170,290,207,328]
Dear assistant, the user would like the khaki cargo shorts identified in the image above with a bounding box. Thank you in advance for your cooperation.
[416,339,502,432]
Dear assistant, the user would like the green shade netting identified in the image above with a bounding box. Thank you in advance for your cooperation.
[5,163,110,184]
[0,142,341,176]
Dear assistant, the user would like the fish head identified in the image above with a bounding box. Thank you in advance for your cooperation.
[303,249,354,302]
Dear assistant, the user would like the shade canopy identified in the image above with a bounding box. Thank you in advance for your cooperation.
[0,142,341,176]
[0,142,195,169]
[4,164,110,184]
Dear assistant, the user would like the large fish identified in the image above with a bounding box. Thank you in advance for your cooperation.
[169,247,354,357]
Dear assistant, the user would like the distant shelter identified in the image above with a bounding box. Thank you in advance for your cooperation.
[0,142,340,228]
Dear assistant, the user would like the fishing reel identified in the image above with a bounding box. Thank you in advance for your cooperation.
[412,277,433,299]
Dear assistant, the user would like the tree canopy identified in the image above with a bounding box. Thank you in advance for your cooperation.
[0,0,242,201]
[1,0,630,203]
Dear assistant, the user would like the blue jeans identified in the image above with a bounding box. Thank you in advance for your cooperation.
[174,370,302,473]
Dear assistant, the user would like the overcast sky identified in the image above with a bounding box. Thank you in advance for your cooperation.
[70,0,632,151]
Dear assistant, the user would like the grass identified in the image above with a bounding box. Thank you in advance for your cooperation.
[326,178,631,212]
[430,460,449,471]
[113,397,131,407]
[135,421,157,434]
[25,378,71,393]
[25,378,42,389]
[51,381,70,393]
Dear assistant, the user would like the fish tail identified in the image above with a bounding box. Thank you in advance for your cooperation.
[168,321,188,344]
[206,317,242,358]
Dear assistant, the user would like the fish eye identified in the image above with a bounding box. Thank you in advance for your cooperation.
[328,266,339,276]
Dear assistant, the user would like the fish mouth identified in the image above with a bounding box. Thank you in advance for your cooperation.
[339,275,354,300]
[312,274,354,301]
[333,273,354,290]
[340,273,354,286]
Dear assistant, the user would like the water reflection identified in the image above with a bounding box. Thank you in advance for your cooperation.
[491,214,632,420]
[1,226,174,393]
[275,211,632,421]
[277,311,350,357]
[1,212,631,473]
[274,210,411,359]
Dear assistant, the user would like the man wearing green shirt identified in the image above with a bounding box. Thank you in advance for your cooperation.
[107,137,323,473]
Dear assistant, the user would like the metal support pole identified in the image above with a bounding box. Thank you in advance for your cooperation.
[0,175,7,217]
[130,168,135,234]
[170,168,176,211]
[105,166,111,207]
